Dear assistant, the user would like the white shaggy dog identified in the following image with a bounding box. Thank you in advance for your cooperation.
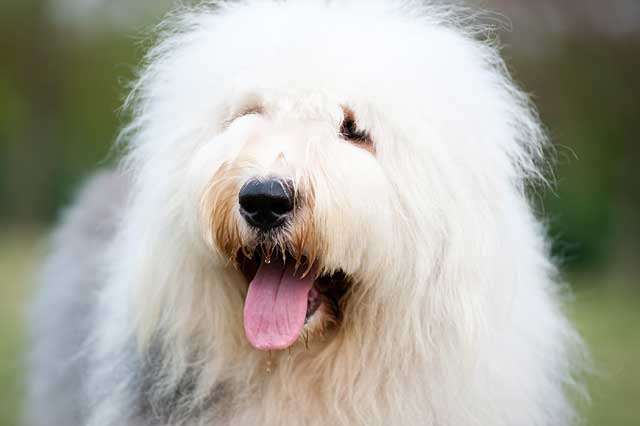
[28,1,584,425]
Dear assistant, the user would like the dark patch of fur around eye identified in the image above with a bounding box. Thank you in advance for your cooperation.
[223,104,264,128]
[238,104,264,118]
[339,108,374,153]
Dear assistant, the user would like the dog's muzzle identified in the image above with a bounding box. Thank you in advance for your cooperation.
[230,176,351,351]
[238,178,294,231]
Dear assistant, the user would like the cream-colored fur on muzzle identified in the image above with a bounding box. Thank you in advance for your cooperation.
[99,1,585,424]
[199,114,394,277]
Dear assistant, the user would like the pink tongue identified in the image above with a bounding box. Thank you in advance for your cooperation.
[243,258,316,350]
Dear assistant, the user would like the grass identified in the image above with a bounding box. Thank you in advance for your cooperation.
[0,230,638,425]
[0,229,43,426]
[570,281,640,425]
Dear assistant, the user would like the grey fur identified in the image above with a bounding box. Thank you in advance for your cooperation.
[27,170,228,426]
[133,345,228,424]
[27,171,128,425]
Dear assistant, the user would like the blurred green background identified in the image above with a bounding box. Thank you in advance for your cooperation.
[1,0,638,425]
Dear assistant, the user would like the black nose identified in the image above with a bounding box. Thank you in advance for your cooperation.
[239,178,294,231]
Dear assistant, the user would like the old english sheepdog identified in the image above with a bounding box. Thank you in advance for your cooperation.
[28,1,584,425]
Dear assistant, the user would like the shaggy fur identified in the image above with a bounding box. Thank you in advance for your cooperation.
[28,1,584,425]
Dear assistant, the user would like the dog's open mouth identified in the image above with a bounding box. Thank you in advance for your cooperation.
[237,250,349,351]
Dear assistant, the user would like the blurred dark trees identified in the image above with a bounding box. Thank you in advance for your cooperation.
[514,43,640,270]
[0,0,638,276]
[489,0,640,272]
[1,0,138,222]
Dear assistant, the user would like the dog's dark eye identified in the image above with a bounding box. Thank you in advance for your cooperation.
[224,104,264,128]
[339,109,373,151]
[340,118,369,142]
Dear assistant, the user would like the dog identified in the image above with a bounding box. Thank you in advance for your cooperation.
[28,1,584,425]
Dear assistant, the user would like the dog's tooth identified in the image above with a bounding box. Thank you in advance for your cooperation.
[301,261,315,279]
[266,351,273,373]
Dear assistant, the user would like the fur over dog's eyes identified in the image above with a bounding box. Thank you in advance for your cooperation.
[339,109,373,151]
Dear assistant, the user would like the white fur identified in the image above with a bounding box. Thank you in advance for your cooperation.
[35,1,585,425]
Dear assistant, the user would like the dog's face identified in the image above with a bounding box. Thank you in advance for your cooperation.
[195,97,402,351]
[129,2,534,357]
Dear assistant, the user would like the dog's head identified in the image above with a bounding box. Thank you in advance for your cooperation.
[123,1,545,356]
